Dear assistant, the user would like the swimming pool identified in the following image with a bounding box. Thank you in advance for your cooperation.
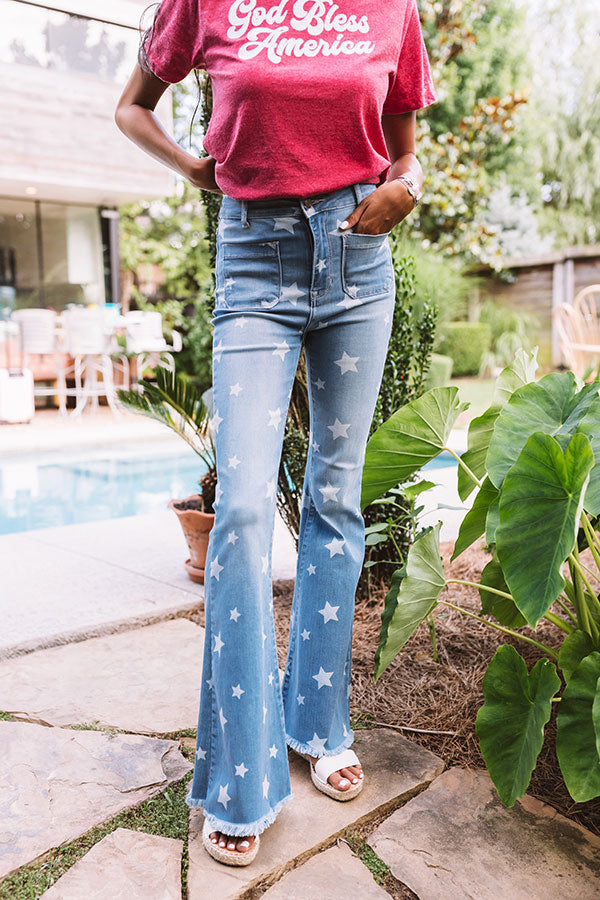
[0,443,207,535]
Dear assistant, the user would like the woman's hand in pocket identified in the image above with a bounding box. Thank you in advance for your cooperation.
[340,179,416,235]
[183,155,223,194]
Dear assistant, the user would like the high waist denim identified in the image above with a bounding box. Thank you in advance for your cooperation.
[186,180,396,836]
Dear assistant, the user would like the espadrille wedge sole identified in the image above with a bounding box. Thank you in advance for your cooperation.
[202,818,260,866]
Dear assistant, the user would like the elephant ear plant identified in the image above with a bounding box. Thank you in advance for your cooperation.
[361,348,600,808]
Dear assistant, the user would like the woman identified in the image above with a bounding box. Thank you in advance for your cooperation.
[115,0,437,867]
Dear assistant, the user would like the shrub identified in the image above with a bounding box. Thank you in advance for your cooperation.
[424,353,453,389]
[438,321,492,376]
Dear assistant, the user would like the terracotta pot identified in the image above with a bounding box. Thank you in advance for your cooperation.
[168,495,215,584]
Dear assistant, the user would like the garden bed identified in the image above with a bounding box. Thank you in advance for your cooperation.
[271,541,600,838]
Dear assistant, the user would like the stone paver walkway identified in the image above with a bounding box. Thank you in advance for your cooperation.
[262,841,390,899]
[43,829,183,900]
[0,721,191,878]
[0,618,204,734]
[369,767,600,900]
[187,728,444,899]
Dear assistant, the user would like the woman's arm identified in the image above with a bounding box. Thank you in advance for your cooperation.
[114,65,222,193]
[341,111,422,235]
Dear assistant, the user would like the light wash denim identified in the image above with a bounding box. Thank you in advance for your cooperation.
[186,180,396,836]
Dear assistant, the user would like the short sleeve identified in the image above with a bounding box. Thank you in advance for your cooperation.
[138,0,205,85]
[382,0,438,115]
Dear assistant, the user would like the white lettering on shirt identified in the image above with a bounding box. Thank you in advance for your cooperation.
[227,0,375,62]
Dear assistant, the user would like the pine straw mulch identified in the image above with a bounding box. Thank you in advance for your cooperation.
[271,542,600,838]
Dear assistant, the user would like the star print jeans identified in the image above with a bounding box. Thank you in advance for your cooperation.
[186,180,396,836]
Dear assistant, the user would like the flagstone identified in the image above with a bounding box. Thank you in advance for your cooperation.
[0,619,204,734]
[0,722,191,878]
[262,842,391,899]
[42,828,183,899]
[368,767,600,900]
[187,727,444,898]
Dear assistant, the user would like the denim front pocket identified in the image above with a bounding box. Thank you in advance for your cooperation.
[341,231,393,299]
[221,239,282,310]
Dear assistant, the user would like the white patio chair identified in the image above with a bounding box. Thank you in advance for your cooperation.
[124,310,182,390]
[553,303,600,378]
[60,307,125,417]
[573,285,600,344]
[11,308,73,416]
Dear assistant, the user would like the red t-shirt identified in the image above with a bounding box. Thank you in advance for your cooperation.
[141,0,438,200]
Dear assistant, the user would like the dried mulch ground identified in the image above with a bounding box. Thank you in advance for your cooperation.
[270,542,600,838]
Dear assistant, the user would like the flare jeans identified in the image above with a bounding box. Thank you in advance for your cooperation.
[186,180,396,836]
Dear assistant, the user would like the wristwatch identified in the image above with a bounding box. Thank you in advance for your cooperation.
[391,173,423,208]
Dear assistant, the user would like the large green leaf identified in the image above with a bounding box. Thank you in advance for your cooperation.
[476,644,560,807]
[487,373,599,490]
[452,477,499,560]
[496,432,594,627]
[556,651,600,802]
[479,556,526,629]
[593,677,600,760]
[457,348,538,501]
[374,523,445,681]
[558,630,596,682]
[361,388,468,511]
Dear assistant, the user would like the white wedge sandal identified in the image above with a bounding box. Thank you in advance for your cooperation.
[298,747,364,801]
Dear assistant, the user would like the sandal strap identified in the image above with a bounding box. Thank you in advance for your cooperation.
[314,748,360,784]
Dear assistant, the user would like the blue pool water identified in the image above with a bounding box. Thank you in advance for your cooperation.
[0,443,208,535]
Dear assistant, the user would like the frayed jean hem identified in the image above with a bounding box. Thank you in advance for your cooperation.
[184,789,294,837]
[285,729,355,757]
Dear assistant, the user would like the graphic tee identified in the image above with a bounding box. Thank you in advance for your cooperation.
[141,0,438,200]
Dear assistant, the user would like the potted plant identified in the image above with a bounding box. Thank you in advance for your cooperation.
[117,366,217,583]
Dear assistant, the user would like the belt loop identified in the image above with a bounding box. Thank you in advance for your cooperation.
[352,182,362,206]
[240,199,249,228]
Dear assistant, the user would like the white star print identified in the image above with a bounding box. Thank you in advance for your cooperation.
[319,481,340,503]
[268,671,275,685]
[230,607,241,622]
[206,677,213,690]
[196,746,207,760]
[343,723,349,737]
[314,378,325,390]
[325,537,346,557]
[269,744,278,758]
[307,563,316,575]
[307,732,328,754]
[263,704,268,723]
[267,407,282,429]
[262,555,269,574]
[337,294,363,310]
[217,783,231,808]
[225,277,235,289]
[228,455,241,469]
[334,351,360,374]
[230,382,243,396]
[209,410,223,433]
[265,478,276,499]
[262,631,267,646]
[219,707,228,730]
[280,282,305,306]
[301,629,310,641]
[214,483,223,506]
[347,683,351,698]
[213,632,224,655]
[217,217,226,237]
[213,340,224,363]
[262,774,270,798]
[313,666,334,689]
[232,683,245,699]
[272,215,298,234]
[312,438,320,452]
[273,340,291,360]
[327,418,350,440]
[319,601,340,623]
[210,556,224,580]
[316,258,327,272]
[234,316,248,328]
[347,283,360,297]
[228,530,239,545]
[297,693,305,705]
[235,762,248,778]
